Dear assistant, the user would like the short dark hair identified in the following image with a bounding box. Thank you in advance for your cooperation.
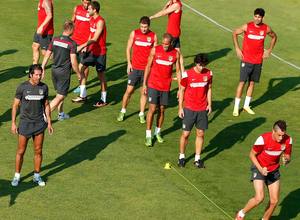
[28,64,42,78]
[162,33,173,43]
[140,16,150,26]
[194,53,209,66]
[273,120,287,132]
[90,1,100,13]
[254,8,265,17]
[63,19,74,31]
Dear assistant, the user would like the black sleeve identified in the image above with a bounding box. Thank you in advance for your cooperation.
[15,84,23,100]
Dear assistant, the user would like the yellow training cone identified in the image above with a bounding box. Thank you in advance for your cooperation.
[164,162,171,170]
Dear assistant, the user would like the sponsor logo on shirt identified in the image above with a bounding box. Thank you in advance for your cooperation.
[25,95,44,101]
[190,82,208,88]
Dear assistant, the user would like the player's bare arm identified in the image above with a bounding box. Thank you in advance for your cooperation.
[250,149,268,176]
[153,34,158,47]
[44,99,53,135]
[232,24,247,60]
[71,6,77,22]
[175,51,181,97]
[206,83,212,114]
[11,98,20,134]
[178,85,185,118]
[126,31,135,74]
[143,48,155,94]
[263,26,277,59]
[150,3,179,19]
[37,0,53,34]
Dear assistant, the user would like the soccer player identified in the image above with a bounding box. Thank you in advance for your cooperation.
[143,33,181,147]
[232,8,277,116]
[177,54,212,168]
[72,1,107,107]
[41,20,81,121]
[150,0,182,50]
[71,0,91,94]
[117,16,157,123]
[32,0,54,64]
[11,64,53,187]
[235,120,292,220]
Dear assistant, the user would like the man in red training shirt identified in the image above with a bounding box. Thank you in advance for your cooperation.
[143,33,181,147]
[117,16,157,124]
[235,120,292,220]
[177,53,212,169]
[232,8,277,116]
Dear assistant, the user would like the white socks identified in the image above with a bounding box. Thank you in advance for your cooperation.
[146,130,151,138]
[244,96,252,108]
[80,85,87,98]
[179,153,185,159]
[195,154,200,161]
[14,172,20,179]
[238,210,245,218]
[139,112,144,117]
[154,127,161,135]
[121,108,126,113]
[234,97,241,109]
[101,91,107,103]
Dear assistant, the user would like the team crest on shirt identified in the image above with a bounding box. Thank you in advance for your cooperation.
[281,144,286,151]
[39,89,44,95]
[168,56,173,61]
[203,76,208,82]
[147,37,151,42]
[260,31,264,35]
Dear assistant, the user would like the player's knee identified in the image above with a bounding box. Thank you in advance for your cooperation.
[32,43,39,51]
[17,149,26,156]
[34,147,42,155]
[181,132,190,139]
[196,130,204,137]
[269,198,279,206]
[254,195,264,204]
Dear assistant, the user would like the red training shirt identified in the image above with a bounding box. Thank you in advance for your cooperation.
[131,29,156,70]
[252,132,292,172]
[181,67,213,111]
[242,21,269,64]
[88,15,107,56]
[37,0,54,35]
[147,45,177,92]
[72,5,90,45]
[167,0,182,38]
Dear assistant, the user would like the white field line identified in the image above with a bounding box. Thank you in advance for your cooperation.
[171,165,233,219]
[182,2,300,71]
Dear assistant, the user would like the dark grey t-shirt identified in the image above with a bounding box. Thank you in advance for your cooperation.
[15,81,49,122]
[48,35,77,75]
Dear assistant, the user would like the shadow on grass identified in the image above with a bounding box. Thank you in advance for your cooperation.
[0,108,12,125]
[0,66,27,84]
[0,49,18,57]
[252,76,300,109]
[201,117,266,162]
[0,130,126,206]
[271,188,300,220]
[183,48,231,70]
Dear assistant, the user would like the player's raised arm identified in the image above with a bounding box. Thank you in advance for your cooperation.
[150,2,180,19]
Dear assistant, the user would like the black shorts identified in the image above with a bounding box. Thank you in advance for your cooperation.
[18,120,47,138]
[172,37,180,48]
[52,69,71,96]
[182,108,208,131]
[147,87,169,106]
[128,69,144,86]
[250,165,280,186]
[81,52,106,72]
[33,32,53,50]
[240,62,262,82]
